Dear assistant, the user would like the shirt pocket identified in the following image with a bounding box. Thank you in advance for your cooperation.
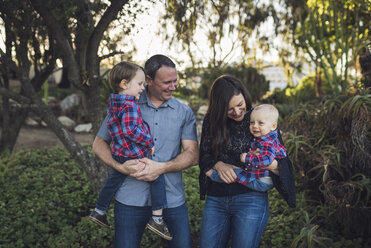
[162,115,182,142]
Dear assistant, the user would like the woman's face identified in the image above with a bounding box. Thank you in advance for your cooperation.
[227,93,247,122]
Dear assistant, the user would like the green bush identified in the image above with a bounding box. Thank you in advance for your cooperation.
[0,147,95,247]
[1,147,369,247]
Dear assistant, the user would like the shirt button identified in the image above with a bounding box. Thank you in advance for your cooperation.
[153,154,156,157]
[154,138,157,141]
[155,123,158,125]
[155,109,158,112]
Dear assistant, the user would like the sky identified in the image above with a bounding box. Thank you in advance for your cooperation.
[0,1,281,71]
[125,1,280,70]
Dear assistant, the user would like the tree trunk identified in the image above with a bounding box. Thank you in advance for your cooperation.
[314,66,322,97]
[21,76,110,193]
[58,67,70,88]
[0,106,29,153]
[84,78,105,135]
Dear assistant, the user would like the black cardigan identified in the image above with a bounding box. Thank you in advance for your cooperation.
[198,112,296,208]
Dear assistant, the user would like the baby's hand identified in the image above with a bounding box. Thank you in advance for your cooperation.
[150,146,155,156]
[248,148,260,156]
[240,153,247,163]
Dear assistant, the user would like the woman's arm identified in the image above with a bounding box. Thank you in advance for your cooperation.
[213,161,239,183]
[199,116,239,183]
[199,116,219,174]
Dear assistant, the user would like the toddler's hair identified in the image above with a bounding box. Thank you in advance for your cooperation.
[252,104,279,123]
[109,61,145,93]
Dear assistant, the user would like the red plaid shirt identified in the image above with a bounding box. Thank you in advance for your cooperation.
[107,94,154,158]
[236,129,286,185]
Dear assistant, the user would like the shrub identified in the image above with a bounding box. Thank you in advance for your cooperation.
[2,146,369,247]
[0,147,95,248]
[281,89,371,239]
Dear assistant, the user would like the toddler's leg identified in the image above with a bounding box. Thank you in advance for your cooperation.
[90,156,129,228]
[146,175,172,240]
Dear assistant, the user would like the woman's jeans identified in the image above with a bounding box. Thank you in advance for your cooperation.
[114,201,192,248]
[200,192,269,248]
[95,155,167,212]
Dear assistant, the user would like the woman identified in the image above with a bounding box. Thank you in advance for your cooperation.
[199,75,295,248]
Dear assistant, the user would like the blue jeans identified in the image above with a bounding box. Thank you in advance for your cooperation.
[211,169,274,192]
[200,192,269,248]
[95,155,167,212]
[114,201,192,248]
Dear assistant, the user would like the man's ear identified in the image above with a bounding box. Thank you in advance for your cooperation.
[119,79,128,90]
[145,75,153,86]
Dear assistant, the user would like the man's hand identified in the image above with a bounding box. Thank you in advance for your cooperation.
[214,161,239,184]
[131,157,164,181]
[117,159,145,175]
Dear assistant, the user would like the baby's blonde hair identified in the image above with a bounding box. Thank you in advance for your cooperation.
[252,104,279,123]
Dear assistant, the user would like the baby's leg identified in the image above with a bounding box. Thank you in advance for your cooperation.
[210,169,243,183]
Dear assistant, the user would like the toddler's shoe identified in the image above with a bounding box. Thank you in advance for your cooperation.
[89,210,110,228]
[146,217,173,240]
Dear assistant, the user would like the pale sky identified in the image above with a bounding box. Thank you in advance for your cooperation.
[0,1,280,71]
[127,1,280,70]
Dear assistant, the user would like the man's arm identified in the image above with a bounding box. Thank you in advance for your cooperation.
[92,136,144,175]
[132,139,199,181]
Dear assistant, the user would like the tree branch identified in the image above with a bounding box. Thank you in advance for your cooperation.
[99,51,126,62]
[88,0,129,55]
[29,0,81,87]
[0,87,34,107]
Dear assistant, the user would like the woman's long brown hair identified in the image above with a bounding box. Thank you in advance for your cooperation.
[207,75,252,158]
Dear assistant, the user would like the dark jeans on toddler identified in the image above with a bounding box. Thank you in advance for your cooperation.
[95,155,167,213]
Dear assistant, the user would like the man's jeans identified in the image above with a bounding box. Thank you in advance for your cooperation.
[114,201,192,247]
[200,192,269,248]
[95,155,167,212]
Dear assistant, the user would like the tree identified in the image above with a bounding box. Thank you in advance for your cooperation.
[0,0,147,192]
[0,0,57,153]
[162,0,279,69]
[197,64,269,102]
[293,0,370,94]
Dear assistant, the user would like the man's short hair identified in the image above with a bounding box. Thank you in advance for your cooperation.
[144,54,176,80]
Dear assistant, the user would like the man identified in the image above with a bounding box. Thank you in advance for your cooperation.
[92,54,199,247]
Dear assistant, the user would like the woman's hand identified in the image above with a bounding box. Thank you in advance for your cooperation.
[214,161,239,184]
[263,159,279,175]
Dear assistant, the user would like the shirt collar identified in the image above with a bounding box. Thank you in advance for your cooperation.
[138,88,175,109]
[257,129,278,141]
[110,93,136,102]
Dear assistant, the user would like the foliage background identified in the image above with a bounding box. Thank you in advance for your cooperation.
[1,144,370,247]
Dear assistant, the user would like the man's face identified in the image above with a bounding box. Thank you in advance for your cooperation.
[147,66,178,103]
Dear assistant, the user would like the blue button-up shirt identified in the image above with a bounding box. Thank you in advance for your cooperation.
[97,90,197,208]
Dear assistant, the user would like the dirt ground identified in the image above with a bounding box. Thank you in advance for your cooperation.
[13,126,95,153]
